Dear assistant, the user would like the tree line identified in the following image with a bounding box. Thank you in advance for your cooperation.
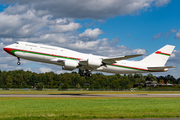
[0,69,180,89]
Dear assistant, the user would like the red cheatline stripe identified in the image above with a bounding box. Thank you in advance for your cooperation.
[155,51,170,56]
[112,64,149,72]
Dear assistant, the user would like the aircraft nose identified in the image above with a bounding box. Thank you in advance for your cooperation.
[3,47,10,53]
[3,46,14,56]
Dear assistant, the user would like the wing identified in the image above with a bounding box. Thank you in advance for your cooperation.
[51,54,143,70]
[102,54,143,64]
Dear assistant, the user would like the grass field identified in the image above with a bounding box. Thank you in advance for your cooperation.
[1,90,180,94]
[0,97,180,120]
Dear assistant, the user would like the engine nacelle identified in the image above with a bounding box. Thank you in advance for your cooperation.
[87,58,102,68]
[62,60,79,71]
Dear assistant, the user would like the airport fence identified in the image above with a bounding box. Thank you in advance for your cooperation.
[144,88,180,91]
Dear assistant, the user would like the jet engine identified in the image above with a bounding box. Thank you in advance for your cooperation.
[87,58,102,68]
[62,60,79,70]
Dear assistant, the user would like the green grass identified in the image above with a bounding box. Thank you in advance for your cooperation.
[0,97,180,119]
[1,90,180,94]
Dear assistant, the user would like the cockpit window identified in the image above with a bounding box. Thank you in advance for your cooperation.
[15,42,19,44]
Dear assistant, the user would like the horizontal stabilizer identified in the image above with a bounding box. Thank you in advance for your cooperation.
[147,66,176,70]
[103,54,143,64]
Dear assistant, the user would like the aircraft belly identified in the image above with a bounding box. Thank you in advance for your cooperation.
[15,52,63,66]
[101,65,146,74]
[15,52,36,59]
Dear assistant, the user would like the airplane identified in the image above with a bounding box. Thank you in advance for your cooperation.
[3,41,176,76]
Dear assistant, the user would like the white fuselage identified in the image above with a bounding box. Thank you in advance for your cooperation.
[3,41,168,74]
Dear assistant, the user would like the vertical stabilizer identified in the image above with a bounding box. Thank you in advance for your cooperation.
[140,45,175,66]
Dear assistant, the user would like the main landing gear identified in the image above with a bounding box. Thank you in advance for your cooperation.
[79,69,92,77]
[17,57,21,65]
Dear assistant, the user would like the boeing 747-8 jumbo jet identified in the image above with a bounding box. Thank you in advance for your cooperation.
[3,41,176,76]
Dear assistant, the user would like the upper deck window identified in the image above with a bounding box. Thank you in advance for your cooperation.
[15,42,19,44]
[25,44,37,47]
[40,46,57,50]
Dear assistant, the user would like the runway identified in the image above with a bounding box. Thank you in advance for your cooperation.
[0,94,180,98]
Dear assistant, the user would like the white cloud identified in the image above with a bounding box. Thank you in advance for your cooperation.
[0,42,5,48]
[57,70,71,74]
[16,32,78,46]
[0,64,14,69]
[0,10,48,38]
[70,40,100,50]
[154,0,171,6]
[132,49,146,55]
[153,33,161,41]
[1,38,13,43]
[57,71,64,74]
[127,34,131,37]
[69,37,146,57]
[79,28,103,40]
[0,9,81,40]
[50,22,82,33]
[175,30,180,39]
[39,67,52,73]
[151,28,177,40]
[0,0,171,19]
[171,28,176,33]
[24,67,33,72]
[169,50,180,64]
[165,28,176,39]
[4,4,28,15]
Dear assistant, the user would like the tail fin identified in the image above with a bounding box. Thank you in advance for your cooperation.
[140,45,175,66]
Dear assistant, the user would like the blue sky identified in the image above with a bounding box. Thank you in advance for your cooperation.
[0,0,180,78]
[76,0,180,52]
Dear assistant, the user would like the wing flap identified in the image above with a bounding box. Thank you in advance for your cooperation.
[103,54,143,64]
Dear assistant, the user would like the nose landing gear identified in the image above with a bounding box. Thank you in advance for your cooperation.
[17,57,21,65]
